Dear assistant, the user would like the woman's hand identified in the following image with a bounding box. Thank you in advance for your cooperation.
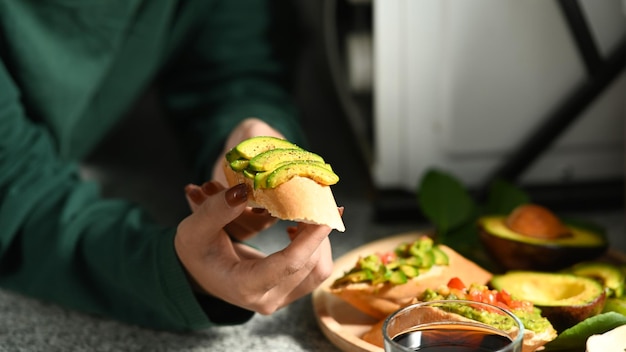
[175,181,335,314]
[185,182,277,241]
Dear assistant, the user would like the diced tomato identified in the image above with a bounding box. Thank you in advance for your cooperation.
[468,289,482,303]
[509,299,534,312]
[378,251,396,265]
[447,277,466,290]
[484,290,497,305]
[497,289,513,307]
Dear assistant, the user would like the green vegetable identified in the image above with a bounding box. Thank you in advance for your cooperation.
[543,312,626,351]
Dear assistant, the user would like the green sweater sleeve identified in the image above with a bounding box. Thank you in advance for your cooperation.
[0,59,251,330]
[160,0,307,180]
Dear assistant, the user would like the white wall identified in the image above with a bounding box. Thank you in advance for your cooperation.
[373,0,626,190]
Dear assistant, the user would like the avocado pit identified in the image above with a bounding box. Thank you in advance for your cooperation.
[505,204,572,239]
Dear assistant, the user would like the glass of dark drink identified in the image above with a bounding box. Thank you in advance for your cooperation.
[382,300,524,352]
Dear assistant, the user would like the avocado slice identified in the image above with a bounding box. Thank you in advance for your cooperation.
[264,161,339,189]
[332,270,373,286]
[389,270,408,285]
[229,159,250,171]
[479,215,608,271]
[431,246,450,266]
[490,271,607,332]
[564,261,625,298]
[253,161,333,189]
[248,148,324,172]
[231,136,301,160]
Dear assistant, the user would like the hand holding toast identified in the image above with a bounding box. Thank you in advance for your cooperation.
[175,181,335,314]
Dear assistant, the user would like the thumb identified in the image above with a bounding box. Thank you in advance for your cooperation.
[178,183,249,247]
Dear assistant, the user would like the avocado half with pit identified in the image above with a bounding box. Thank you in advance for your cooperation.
[490,271,607,332]
[479,204,608,271]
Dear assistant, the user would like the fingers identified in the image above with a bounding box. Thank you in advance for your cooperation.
[177,182,248,253]
[184,184,206,212]
[184,181,225,212]
[186,181,277,240]
[278,236,333,306]
[179,179,339,315]
[244,223,332,311]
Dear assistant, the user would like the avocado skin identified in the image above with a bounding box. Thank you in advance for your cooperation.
[478,216,608,272]
[490,271,607,333]
[539,292,606,333]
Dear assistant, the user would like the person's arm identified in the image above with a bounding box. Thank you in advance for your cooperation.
[0,59,251,330]
[160,0,307,180]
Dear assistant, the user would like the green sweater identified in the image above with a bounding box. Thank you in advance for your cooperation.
[0,0,306,331]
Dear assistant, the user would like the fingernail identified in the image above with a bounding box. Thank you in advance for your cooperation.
[185,185,204,204]
[201,181,220,195]
[225,183,248,207]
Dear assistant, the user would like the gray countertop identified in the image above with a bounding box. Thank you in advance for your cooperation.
[0,196,623,352]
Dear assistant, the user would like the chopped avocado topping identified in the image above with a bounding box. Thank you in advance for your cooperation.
[431,246,450,265]
[331,237,448,287]
[225,136,338,189]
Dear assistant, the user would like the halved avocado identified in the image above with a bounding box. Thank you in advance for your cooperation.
[479,215,608,271]
[490,271,607,332]
[564,261,625,298]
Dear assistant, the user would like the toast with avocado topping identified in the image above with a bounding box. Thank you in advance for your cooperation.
[329,237,492,319]
[223,136,344,232]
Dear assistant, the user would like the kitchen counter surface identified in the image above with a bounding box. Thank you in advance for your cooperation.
[0,194,623,352]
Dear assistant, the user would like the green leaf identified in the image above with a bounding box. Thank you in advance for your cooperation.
[543,312,626,351]
[416,169,476,243]
[484,178,529,215]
